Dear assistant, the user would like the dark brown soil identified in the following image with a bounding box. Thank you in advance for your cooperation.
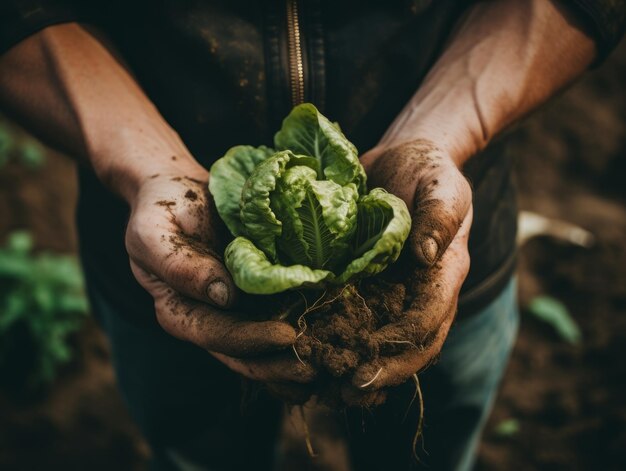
[290,281,408,406]
[475,39,626,471]
[240,251,436,408]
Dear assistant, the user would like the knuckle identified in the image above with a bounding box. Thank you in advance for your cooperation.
[126,212,163,255]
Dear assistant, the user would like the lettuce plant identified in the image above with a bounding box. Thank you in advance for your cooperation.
[209,104,411,294]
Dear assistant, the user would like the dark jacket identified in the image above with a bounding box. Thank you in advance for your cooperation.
[1,0,624,326]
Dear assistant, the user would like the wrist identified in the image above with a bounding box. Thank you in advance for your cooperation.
[375,107,487,169]
[370,135,467,171]
[89,123,207,203]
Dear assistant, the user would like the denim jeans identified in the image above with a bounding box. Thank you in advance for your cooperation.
[344,278,519,471]
[90,278,519,471]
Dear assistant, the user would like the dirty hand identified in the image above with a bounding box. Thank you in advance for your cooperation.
[125,168,315,384]
[350,139,472,395]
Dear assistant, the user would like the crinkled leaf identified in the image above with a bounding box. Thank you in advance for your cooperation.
[308,180,358,270]
[210,105,413,295]
[274,103,367,193]
[239,151,321,261]
[271,165,316,266]
[209,145,275,236]
[225,237,333,294]
[336,189,411,283]
[527,295,582,345]
[271,165,358,270]
[239,151,292,260]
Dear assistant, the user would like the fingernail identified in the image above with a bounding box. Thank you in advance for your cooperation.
[420,237,439,265]
[207,280,229,307]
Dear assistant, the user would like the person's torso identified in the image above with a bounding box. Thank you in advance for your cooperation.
[78,0,516,324]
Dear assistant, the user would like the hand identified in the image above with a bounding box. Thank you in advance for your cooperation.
[347,139,472,398]
[124,168,315,384]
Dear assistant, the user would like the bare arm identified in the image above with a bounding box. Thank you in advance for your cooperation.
[0,24,313,384]
[354,0,597,393]
[0,23,201,201]
[371,0,596,167]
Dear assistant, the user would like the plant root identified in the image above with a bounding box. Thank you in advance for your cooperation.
[299,405,318,458]
[359,367,383,389]
[411,374,425,463]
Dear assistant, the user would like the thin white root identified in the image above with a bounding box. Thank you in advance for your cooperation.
[411,373,425,462]
[292,344,306,366]
[359,367,383,388]
[299,406,317,458]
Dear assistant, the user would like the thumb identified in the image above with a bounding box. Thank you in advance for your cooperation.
[411,166,472,266]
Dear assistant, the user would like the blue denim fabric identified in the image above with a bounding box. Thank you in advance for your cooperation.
[89,278,518,471]
[430,277,519,471]
[345,278,519,471]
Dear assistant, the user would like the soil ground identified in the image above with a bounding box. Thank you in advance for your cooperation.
[1,41,625,470]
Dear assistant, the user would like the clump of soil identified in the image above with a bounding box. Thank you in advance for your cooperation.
[239,263,420,408]
[292,281,408,405]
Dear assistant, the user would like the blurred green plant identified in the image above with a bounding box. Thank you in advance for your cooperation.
[0,231,88,389]
[494,418,520,437]
[527,295,582,345]
[0,117,45,169]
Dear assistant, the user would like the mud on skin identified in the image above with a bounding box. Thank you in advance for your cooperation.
[239,248,447,408]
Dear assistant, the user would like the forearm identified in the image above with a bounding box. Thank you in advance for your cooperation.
[377,0,597,166]
[0,23,204,202]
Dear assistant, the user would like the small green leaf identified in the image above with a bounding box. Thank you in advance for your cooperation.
[57,293,90,313]
[527,295,582,345]
[274,103,367,193]
[19,141,45,168]
[209,145,275,237]
[225,237,333,294]
[0,254,32,278]
[297,186,335,269]
[0,124,13,149]
[494,418,520,437]
[8,231,33,253]
[239,151,291,260]
[336,189,411,283]
[0,293,28,331]
[271,165,317,266]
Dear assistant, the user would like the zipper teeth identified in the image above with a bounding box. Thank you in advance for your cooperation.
[286,0,305,106]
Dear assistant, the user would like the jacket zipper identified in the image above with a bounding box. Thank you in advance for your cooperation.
[286,0,305,106]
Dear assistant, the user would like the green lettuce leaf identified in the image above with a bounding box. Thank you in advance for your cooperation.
[225,237,334,294]
[270,165,317,267]
[209,104,412,296]
[274,103,367,193]
[270,161,358,271]
[308,180,358,270]
[209,145,274,237]
[239,151,321,261]
[336,188,411,283]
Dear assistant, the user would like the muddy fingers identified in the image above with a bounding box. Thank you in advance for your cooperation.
[211,351,317,383]
[152,289,296,356]
[351,311,455,391]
